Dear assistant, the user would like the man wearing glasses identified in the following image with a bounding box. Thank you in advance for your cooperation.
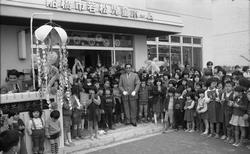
[119,64,141,126]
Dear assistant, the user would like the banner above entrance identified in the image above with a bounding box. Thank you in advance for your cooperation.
[45,0,154,22]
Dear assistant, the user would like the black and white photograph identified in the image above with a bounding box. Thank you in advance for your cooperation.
[0,0,250,154]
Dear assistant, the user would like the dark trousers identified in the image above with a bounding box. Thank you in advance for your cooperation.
[123,96,137,124]
[147,98,153,119]
[223,110,233,138]
[174,109,184,129]
[105,108,113,129]
[31,129,45,154]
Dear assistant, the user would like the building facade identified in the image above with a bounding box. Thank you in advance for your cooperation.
[1,0,249,86]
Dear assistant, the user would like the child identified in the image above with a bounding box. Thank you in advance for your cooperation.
[112,81,123,124]
[45,110,61,154]
[196,89,209,135]
[152,79,164,124]
[87,87,101,139]
[229,86,249,147]
[103,88,115,130]
[184,92,195,132]
[221,81,234,143]
[62,98,73,146]
[163,87,175,132]
[205,77,221,138]
[71,86,82,140]
[8,111,27,154]
[27,106,45,154]
[147,77,154,122]
[80,87,89,138]
[138,80,149,122]
[174,88,185,130]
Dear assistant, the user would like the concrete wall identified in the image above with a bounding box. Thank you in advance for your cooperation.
[210,0,250,66]
[0,25,31,86]
[134,35,147,71]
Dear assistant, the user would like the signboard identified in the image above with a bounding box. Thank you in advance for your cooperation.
[45,0,153,22]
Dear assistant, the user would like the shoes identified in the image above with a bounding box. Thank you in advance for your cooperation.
[220,135,226,140]
[184,129,190,132]
[131,123,137,127]
[75,137,80,140]
[64,142,71,146]
[201,131,208,135]
[229,139,235,144]
[214,134,220,139]
[232,142,242,147]
[189,129,195,133]
[207,134,213,138]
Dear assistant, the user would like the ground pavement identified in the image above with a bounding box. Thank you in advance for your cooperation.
[87,130,250,154]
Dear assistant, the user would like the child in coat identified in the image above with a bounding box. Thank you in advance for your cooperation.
[221,81,234,143]
[87,87,101,139]
[138,80,149,122]
[229,86,249,147]
[174,88,185,130]
[103,88,115,130]
[163,87,175,132]
[80,87,89,137]
[45,110,61,154]
[152,79,165,124]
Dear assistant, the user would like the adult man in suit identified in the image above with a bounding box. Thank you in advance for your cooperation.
[119,64,140,126]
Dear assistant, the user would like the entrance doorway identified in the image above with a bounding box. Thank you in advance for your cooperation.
[68,50,112,69]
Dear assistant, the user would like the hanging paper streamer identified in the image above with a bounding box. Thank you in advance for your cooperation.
[34,23,71,110]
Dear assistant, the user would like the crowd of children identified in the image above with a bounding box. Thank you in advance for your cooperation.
[1,60,250,153]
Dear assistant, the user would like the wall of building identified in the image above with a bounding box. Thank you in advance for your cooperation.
[134,35,148,71]
[0,25,31,86]
[210,0,250,66]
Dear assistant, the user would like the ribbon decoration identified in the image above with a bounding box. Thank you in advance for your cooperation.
[34,23,71,110]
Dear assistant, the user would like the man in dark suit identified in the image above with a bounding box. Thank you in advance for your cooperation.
[119,64,140,126]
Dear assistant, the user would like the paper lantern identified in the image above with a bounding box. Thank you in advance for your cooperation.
[35,25,53,42]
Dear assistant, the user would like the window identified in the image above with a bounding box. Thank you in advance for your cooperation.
[147,36,155,41]
[183,37,192,44]
[170,46,181,72]
[158,45,170,61]
[183,46,193,66]
[159,36,169,42]
[193,37,202,44]
[170,36,180,43]
[147,45,157,60]
[115,35,133,47]
[193,47,202,70]
[147,35,203,72]
[115,50,133,66]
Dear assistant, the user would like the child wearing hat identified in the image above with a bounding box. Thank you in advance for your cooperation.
[229,86,249,147]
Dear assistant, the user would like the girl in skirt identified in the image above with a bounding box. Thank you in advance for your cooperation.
[229,86,249,147]
[204,77,221,138]
[184,92,195,132]
[152,79,165,124]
